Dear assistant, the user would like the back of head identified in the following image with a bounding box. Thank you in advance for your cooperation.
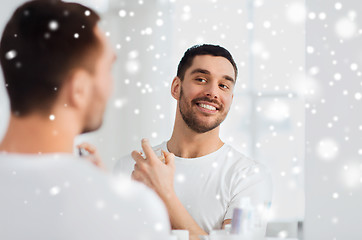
[0,0,100,117]
[177,44,238,81]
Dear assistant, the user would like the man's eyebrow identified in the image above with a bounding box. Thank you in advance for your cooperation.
[190,68,235,83]
[223,75,235,83]
[190,68,210,75]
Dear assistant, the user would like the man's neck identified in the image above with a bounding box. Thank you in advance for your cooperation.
[0,113,79,154]
[167,115,224,158]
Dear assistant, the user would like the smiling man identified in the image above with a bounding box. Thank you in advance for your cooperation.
[115,44,272,239]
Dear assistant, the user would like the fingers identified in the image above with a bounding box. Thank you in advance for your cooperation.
[162,150,175,166]
[76,143,106,171]
[133,162,147,173]
[134,163,139,171]
[141,138,158,162]
[132,170,145,182]
[86,154,106,169]
[131,169,141,180]
[131,169,152,189]
[77,142,97,154]
[131,150,146,164]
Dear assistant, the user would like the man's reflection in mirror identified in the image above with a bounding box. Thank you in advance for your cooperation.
[115,44,272,240]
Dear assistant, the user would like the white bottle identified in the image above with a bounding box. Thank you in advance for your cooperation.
[239,197,253,237]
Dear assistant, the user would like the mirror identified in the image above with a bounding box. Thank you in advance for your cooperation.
[1,0,360,239]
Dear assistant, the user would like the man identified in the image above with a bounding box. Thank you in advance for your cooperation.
[115,44,272,239]
[0,1,170,239]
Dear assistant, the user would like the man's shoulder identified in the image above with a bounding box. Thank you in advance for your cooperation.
[222,144,257,165]
[222,144,270,174]
[0,152,83,170]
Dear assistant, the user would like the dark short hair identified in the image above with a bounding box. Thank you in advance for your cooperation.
[0,0,100,116]
[177,44,238,81]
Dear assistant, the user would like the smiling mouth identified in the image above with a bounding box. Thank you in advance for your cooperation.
[196,103,218,111]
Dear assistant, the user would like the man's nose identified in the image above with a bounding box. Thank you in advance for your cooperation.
[204,83,219,99]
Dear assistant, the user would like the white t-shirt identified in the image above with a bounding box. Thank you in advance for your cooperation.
[0,152,171,240]
[114,142,272,235]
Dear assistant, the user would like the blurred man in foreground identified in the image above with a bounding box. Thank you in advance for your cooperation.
[0,1,170,239]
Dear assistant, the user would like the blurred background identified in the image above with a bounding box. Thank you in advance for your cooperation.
[0,0,361,239]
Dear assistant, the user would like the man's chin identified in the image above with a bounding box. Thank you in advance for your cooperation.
[81,120,103,134]
[188,121,221,134]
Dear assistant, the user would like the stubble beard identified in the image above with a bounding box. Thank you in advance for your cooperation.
[178,86,228,134]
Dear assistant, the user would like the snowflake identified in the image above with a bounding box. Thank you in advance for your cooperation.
[154,222,164,231]
[332,193,339,199]
[96,200,105,209]
[355,92,362,100]
[335,3,342,10]
[118,10,127,18]
[286,2,306,24]
[317,139,339,160]
[49,186,61,196]
[335,18,357,39]
[176,174,185,183]
[5,50,17,60]
[48,20,59,31]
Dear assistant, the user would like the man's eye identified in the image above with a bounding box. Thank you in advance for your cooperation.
[220,84,229,89]
[196,78,206,82]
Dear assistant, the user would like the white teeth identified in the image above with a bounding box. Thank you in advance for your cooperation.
[199,103,216,111]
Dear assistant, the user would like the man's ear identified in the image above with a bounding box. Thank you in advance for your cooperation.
[65,69,92,110]
[171,76,181,100]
